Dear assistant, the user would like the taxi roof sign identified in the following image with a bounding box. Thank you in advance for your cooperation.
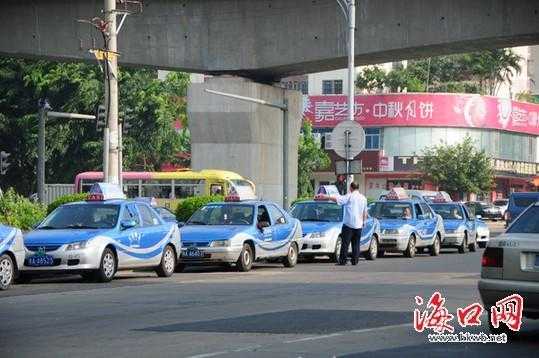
[384,188,408,201]
[87,183,126,201]
[431,192,448,203]
[316,185,340,196]
[224,186,241,202]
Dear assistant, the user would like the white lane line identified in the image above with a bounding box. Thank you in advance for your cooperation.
[185,351,229,358]
[284,333,343,344]
[284,323,412,344]
[349,323,412,334]
[232,344,263,352]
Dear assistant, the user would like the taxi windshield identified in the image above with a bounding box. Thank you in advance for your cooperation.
[290,202,343,222]
[39,204,120,229]
[187,204,254,225]
[430,204,464,220]
[370,202,413,220]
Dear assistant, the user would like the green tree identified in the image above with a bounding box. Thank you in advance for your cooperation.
[464,49,522,95]
[0,59,190,194]
[297,121,330,197]
[356,66,387,93]
[418,136,494,195]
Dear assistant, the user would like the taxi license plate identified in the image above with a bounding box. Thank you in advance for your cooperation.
[28,255,54,267]
[184,248,204,258]
[535,255,539,267]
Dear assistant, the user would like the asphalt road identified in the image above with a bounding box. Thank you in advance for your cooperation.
[1,222,537,358]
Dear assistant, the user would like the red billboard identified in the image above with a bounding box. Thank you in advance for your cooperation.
[303,93,539,135]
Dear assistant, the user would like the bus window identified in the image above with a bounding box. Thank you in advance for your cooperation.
[81,180,99,193]
[141,180,172,199]
[174,179,204,199]
[210,183,223,195]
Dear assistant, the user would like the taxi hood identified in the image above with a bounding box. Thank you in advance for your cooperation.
[301,221,340,235]
[443,219,465,231]
[180,225,249,243]
[379,219,414,230]
[24,229,110,245]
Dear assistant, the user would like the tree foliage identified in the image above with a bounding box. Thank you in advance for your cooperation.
[417,136,494,194]
[297,121,330,197]
[356,49,522,96]
[0,59,190,195]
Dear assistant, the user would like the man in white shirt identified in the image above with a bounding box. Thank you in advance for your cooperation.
[318,182,368,265]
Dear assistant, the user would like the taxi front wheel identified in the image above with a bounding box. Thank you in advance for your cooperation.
[0,254,14,290]
[283,243,298,268]
[237,243,253,272]
[94,247,117,283]
[156,245,176,277]
[403,235,416,258]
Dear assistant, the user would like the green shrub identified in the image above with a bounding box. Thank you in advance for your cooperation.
[175,195,224,222]
[47,192,88,214]
[0,188,46,230]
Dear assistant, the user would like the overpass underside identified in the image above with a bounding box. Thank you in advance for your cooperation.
[1,0,538,82]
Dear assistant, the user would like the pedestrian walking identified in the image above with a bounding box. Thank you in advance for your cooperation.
[317,182,368,265]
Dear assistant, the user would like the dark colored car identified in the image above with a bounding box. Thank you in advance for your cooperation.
[465,201,503,221]
[505,192,539,227]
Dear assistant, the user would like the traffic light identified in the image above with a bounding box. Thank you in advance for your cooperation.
[96,104,106,131]
[0,151,11,175]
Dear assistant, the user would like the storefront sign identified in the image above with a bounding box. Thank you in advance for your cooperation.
[492,159,539,176]
[394,156,421,172]
[303,94,539,136]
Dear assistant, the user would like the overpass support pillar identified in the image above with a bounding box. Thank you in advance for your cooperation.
[188,77,302,207]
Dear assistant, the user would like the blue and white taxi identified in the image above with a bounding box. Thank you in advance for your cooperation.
[178,197,302,272]
[0,224,24,290]
[369,188,445,257]
[429,197,478,253]
[290,198,381,262]
[20,183,181,282]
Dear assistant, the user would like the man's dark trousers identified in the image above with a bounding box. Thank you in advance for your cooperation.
[339,224,362,264]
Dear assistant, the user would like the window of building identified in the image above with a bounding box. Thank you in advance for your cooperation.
[300,81,308,95]
[322,80,343,95]
[365,128,381,150]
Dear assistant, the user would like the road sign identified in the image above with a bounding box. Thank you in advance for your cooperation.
[335,160,362,175]
[326,121,365,159]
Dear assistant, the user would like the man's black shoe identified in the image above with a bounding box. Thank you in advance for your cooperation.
[351,260,358,266]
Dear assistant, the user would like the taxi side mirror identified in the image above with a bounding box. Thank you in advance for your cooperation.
[476,215,482,220]
[178,221,185,228]
[120,219,137,230]
[257,221,270,230]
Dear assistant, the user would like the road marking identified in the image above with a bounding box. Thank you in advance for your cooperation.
[349,323,412,334]
[284,323,412,344]
[185,351,229,358]
[284,333,343,343]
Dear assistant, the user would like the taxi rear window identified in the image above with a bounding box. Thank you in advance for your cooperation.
[290,202,343,222]
[187,204,254,225]
[513,197,538,208]
[371,202,413,220]
[506,205,539,234]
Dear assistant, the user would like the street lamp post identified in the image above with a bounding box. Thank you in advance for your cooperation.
[337,0,356,191]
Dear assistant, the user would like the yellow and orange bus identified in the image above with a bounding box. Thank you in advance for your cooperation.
[74,169,256,209]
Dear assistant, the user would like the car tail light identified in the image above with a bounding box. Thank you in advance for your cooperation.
[482,247,503,268]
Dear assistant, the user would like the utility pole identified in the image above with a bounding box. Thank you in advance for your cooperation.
[346,1,356,192]
[105,0,120,185]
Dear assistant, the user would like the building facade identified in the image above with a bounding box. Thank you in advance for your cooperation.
[304,93,539,201]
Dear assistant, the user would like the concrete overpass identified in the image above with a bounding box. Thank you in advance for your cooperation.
[1,0,539,82]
